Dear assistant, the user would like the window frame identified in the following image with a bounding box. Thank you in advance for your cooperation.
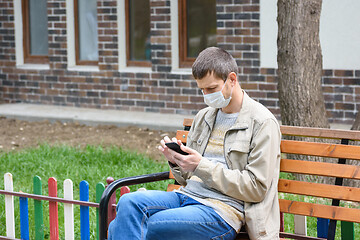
[73,0,98,66]
[178,0,193,68]
[178,0,217,69]
[125,0,151,67]
[22,0,49,64]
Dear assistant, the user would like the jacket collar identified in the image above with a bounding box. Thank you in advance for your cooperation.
[232,91,250,130]
[203,91,251,130]
[204,107,217,131]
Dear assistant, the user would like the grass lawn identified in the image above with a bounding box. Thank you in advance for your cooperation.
[0,145,358,239]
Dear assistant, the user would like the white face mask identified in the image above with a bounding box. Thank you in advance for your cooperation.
[202,80,233,108]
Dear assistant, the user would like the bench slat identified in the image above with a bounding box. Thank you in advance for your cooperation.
[183,119,360,141]
[280,159,360,180]
[278,179,360,202]
[280,125,360,141]
[183,120,360,141]
[169,180,360,203]
[176,130,189,144]
[281,140,360,160]
[279,199,360,223]
[183,119,193,127]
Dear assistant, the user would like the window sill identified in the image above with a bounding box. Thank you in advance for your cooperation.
[67,65,100,72]
[16,64,50,70]
[171,68,192,75]
[119,66,152,73]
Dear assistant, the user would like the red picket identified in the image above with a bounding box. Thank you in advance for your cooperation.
[106,177,117,226]
[48,177,59,240]
[120,186,130,196]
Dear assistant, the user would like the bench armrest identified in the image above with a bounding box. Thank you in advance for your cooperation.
[99,171,171,240]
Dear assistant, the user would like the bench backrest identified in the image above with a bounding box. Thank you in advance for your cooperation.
[173,119,360,224]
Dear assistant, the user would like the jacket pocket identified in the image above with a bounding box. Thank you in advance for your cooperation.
[226,142,250,170]
[227,142,249,153]
[225,128,251,155]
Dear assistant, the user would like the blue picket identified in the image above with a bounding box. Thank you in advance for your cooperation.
[19,197,30,240]
[80,180,90,240]
[317,218,329,238]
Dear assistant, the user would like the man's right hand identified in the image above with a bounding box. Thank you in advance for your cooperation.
[158,136,180,165]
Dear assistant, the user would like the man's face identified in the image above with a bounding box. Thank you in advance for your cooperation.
[196,72,230,99]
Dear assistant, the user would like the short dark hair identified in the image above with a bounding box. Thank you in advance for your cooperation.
[192,47,238,80]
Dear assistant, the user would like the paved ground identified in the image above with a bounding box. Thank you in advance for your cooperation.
[0,103,193,131]
[0,103,351,130]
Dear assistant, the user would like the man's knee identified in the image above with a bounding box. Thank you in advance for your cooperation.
[117,191,153,213]
[116,192,138,212]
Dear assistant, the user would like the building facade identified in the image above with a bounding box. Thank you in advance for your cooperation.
[0,0,359,124]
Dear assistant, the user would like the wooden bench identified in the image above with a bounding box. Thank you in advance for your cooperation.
[99,119,360,240]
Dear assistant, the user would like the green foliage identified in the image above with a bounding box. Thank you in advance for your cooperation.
[0,144,171,239]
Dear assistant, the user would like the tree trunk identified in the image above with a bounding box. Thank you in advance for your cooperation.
[344,112,360,187]
[277,0,333,184]
[277,0,329,128]
[351,111,360,130]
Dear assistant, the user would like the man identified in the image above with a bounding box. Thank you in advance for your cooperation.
[108,47,281,240]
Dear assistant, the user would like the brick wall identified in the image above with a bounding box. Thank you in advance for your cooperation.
[322,70,360,123]
[0,0,15,103]
[216,0,279,116]
[0,0,359,125]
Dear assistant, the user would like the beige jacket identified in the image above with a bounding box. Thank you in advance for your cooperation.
[170,92,281,240]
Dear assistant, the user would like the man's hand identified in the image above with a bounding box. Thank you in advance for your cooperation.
[158,136,202,172]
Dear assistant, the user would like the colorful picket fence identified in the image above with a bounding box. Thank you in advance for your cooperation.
[0,172,130,240]
[2,172,355,239]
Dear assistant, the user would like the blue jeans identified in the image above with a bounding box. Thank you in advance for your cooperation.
[108,190,237,240]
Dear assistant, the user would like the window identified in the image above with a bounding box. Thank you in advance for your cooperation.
[22,0,49,64]
[74,0,98,65]
[178,0,217,68]
[125,0,151,67]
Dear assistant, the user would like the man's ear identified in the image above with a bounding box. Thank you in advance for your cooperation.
[228,72,237,85]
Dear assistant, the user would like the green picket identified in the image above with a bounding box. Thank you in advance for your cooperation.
[33,176,44,240]
[96,182,105,240]
[341,221,354,240]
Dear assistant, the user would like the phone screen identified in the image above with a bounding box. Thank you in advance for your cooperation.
[165,142,189,155]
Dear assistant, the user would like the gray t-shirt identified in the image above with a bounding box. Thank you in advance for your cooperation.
[178,110,245,231]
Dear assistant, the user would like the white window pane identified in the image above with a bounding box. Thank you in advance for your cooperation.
[78,0,98,61]
[129,0,150,61]
[29,0,48,55]
[186,0,216,58]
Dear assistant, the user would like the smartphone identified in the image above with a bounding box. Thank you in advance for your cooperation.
[165,142,188,155]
